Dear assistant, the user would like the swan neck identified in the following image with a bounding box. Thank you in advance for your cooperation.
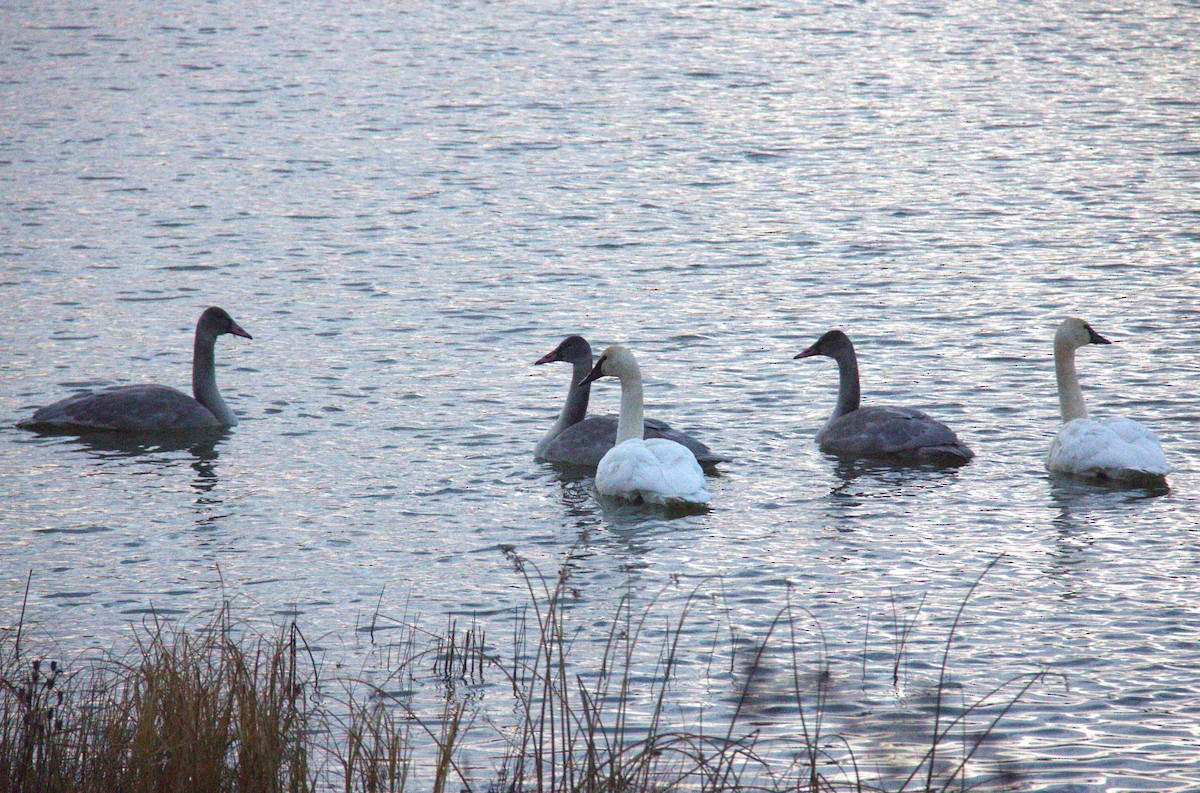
[1055,342,1087,422]
[832,348,861,419]
[535,358,592,457]
[193,331,237,426]
[615,369,645,444]
[562,358,592,426]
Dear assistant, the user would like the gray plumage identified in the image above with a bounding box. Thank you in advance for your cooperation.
[19,307,251,433]
[794,330,973,465]
[534,335,728,469]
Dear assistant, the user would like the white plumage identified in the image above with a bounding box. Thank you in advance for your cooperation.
[1046,318,1170,483]
[579,345,711,506]
[1048,417,1170,481]
[597,438,711,505]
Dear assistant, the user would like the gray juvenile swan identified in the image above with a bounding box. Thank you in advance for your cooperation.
[794,330,973,465]
[534,335,728,469]
[20,306,252,433]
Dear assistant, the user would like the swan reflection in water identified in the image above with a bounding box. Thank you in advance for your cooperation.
[547,464,672,532]
[27,426,230,505]
[550,465,598,519]
[1047,471,1168,532]
[1045,472,1169,598]
[827,456,963,502]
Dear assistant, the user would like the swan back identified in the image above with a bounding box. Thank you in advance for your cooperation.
[596,438,711,505]
[539,415,729,468]
[1048,418,1170,481]
[21,385,223,432]
[817,405,973,464]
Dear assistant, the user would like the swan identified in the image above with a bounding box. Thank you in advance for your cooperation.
[578,345,711,505]
[534,335,728,468]
[793,330,973,465]
[19,306,252,433]
[1046,317,1170,482]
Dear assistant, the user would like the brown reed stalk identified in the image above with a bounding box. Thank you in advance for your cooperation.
[1,602,315,793]
[2,555,1052,793]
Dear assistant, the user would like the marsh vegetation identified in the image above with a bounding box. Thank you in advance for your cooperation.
[2,556,1048,793]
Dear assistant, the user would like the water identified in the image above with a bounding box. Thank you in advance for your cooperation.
[2,0,1199,788]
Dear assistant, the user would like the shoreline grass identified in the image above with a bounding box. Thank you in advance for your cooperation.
[2,556,1050,793]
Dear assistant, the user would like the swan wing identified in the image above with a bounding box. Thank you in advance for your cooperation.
[819,406,972,461]
[540,415,619,467]
[23,385,221,433]
[1103,418,1170,467]
[540,415,729,468]
[596,439,710,504]
[644,419,730,465]
[1048,418,1170,479]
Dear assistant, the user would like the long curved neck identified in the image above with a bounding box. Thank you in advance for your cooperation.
[535,358,592,456]
[1054,342,1087,422]
[615,366,645,444]
[562,358,592,426]
[192,331,237,426]
[831,348,861,419]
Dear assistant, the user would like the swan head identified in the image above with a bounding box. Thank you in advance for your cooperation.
[1055,317,1110,351]
[579,344,638,386]
[535,335,592,367]
[794,329,853,361]
[198,306,252,340]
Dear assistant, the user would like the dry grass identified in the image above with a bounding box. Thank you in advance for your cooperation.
[1,581,312,793]
[1,557,1049,793]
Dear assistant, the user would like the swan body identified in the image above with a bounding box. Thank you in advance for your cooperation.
[579,345,711,505]
[794,330,973,465]
[1046,318,1169,482]
[534,335,728,469]
[19,307,251,433]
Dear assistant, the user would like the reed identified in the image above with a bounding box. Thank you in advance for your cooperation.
[0,595,313,793]
[1,556,1047,793]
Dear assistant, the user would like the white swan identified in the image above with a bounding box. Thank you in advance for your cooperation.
[19,306,252,433]
[578,345,711,505]
[533,335,729,468]
[1046,317,1170,482]
[794,330,973,465]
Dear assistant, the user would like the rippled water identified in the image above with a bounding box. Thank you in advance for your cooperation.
[3,0,1199,788]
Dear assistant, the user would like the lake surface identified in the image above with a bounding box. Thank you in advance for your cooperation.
[2,0,1199,788]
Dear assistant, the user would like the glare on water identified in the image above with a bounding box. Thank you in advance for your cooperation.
[2,0,1199,789]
